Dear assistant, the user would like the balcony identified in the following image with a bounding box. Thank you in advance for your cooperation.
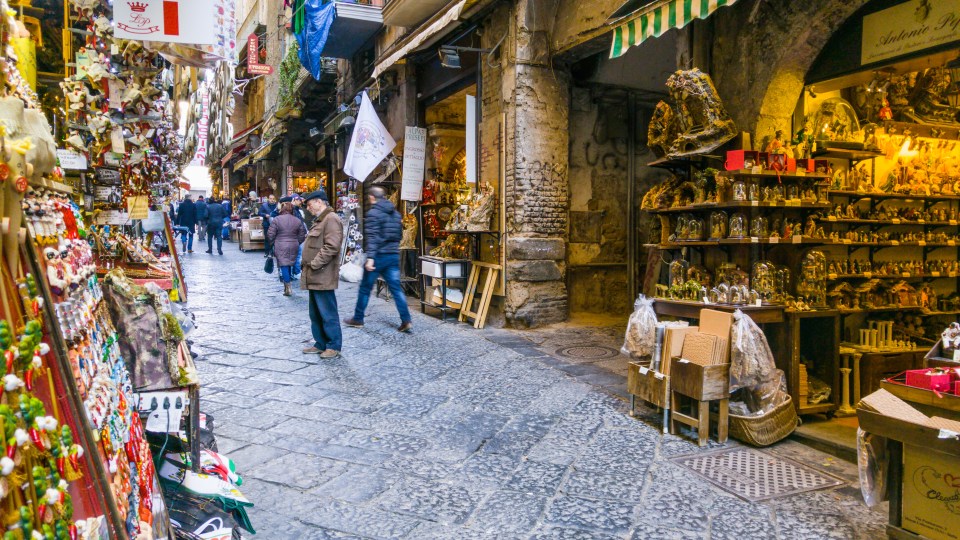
[321,0,385,58]
[382,0,452,27]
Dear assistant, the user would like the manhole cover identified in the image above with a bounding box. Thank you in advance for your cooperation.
[671,448,844,502]
[555,345,621,360]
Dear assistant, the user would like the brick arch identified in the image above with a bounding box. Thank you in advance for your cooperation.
[709,0,871,138]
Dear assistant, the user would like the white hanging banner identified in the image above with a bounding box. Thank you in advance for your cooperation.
[114,0,218,45]
[401,127,427,201]
[343,92,396,182]
[466,95,477,184]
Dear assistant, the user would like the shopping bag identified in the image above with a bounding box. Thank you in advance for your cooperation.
[264,257,274,274]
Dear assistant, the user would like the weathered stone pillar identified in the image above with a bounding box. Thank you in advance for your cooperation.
[500,0,570,327]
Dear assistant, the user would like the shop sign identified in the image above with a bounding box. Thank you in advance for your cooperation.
[400,126,427,201]
[192,87,210,166]
[114,0,218,45]
[57,149,87,171]
[903,445,960,540]
[246,34,274,75]
[862,0,960,65]
[94,168,122,185]
[222,168,229,195]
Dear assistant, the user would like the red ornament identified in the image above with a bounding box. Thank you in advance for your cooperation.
[0,163,9,181]
[14,176,28,193]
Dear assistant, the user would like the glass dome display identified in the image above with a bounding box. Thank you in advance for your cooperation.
[732,178,748,201]
[812,97,862,143]
[686,216,704,241]
[709,211,728,240]
[729,213,747,238]
[748,180,761,202]
[797,250,828,308]
[750,215,769,238]
[775,265,792,302]
[753,260,777,304]
[673,214,689,241]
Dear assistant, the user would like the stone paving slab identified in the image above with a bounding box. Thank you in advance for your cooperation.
[181,245,886,539]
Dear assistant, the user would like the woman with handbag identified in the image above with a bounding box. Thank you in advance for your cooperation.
[267,202,307,296]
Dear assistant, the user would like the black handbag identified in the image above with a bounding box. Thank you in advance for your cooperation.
[264,256,274,274]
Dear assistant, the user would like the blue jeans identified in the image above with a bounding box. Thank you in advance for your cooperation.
[206,222,222,253]
[280,266,293,283]
[309,290,342,351]
[293,244,303,276]
[353,253,411,324]
[180,230,193,251]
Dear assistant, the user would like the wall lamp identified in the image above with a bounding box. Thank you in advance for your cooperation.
[439,46,492,69]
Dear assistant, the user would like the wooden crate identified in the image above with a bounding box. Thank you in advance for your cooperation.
[671,360,730,401]
[627,362,670,409]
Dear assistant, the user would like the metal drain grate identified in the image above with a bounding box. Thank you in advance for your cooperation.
[671,447,844,502]
[555,345,621,360]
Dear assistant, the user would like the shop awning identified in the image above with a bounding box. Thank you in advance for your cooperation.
[251,139,280,162]
[610,0,739,59]
[233,154,252,171]
[372,0,467,78]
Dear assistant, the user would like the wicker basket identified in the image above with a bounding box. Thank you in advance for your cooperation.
[728,395,799,447]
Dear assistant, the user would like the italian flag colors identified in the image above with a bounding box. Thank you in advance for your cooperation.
[610,0,739,59]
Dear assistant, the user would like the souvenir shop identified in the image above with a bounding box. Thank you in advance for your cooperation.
[0,0,254,539]
[616,0,960,502]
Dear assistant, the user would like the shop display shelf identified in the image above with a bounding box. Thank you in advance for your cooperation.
[813,149,884,161]
[797,402,836,415]
[819,218,960,226]
[826,273,955,281]
[656,237,829,249]
[652,298,785,323]
[650,201,832,214]
[827,190,960,202]
[824,241,959,247]
[726,171,831,180]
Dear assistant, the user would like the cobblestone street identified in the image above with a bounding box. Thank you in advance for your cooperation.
[182,246,886,539]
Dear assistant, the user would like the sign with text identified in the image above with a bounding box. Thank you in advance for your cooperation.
[400,126,427,201]
[94,167,122,185]
[222,168,229,196]
[127,195,149,220]
[246,34,274,75]
[57,149,87,170]
[114,0,218,45]
[862,0,960,65]
[192,87,210,166]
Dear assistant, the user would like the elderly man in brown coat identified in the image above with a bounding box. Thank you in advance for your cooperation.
[300,189,344,358]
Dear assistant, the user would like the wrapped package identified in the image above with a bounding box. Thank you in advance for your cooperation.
[857,428,888,507]
[729,309,790,414]
[622,295,658,358]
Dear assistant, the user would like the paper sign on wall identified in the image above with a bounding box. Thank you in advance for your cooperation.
[111,127,126,154]
[127,196,149,220]
[57,149,87,170]
[401,126,427,201]
[114,0,218,45]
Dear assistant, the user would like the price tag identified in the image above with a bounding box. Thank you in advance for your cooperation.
[751,237,759,243]
[828,273,838,280]
[751,166,762,174]
[639,366,649,375]
[919,241,926,246]
[677,358,690,364]
[842,239,852,244]
[864,272,873,278]
[768,237,779,244]
[918,219,925,223]
[754,299,762,307]
[892,219,901,224]
[827,216,837,221]
[792,235,802,244]
[932,272,941,277]
[786,200,801,207]
[795,170,806,176]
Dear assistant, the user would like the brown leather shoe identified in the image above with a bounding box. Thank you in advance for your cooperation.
[398,322,413,333]
[302,347,322,354]
[343,318,364,328]
[320,349,340,359]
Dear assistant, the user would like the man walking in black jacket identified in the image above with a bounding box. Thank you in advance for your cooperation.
[195,195,209,242]
[344,186,412,333]
[205,197,228,255]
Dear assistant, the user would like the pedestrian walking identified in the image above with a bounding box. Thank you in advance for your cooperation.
[300,189,343,358]
[291,194,306,278]
[176,194,198,253]
[268,202,307,296]
[344,186,412,333]
[205,197,228,255]
[260,194,278,257]
[195,195,209,242]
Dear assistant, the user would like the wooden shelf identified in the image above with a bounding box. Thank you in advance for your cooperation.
[647,154,723,170]
[813,149,884,161]
[826,273,955,281]
[824,241,959,247]
[649,201,831,214]
[726,171,831,180]
[827,190,960,202]
[652,298,785,324]
[656,237,829,249]
[797,402,836,415]
[819,218,960,227]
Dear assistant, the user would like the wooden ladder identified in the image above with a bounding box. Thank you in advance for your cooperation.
[458,262,501,329]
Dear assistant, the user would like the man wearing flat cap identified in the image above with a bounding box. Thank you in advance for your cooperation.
[300,189,344,358]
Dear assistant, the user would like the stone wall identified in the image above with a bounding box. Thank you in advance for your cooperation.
[708,0,870,140]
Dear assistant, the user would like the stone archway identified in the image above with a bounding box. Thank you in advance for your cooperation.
[709,0,872,138]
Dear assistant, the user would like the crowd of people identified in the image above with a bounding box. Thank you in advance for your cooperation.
[169,186,412,359]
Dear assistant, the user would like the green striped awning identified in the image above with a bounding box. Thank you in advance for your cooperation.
[610,0,739,59]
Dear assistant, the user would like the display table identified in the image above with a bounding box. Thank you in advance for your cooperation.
[239,218,265,252]
[419,257,470,321]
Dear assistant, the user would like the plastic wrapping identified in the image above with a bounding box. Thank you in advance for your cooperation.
[730,309,790,414]
[622,295,658,357]
[857,428,888,507]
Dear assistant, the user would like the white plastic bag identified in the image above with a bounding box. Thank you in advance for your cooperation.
[731,309,789,414]
[622,295,658,357]
[339,251,366,283]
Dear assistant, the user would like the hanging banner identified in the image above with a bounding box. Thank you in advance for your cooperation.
[861,0,960,65]
[343,92,396,182]
[400,127,427,201]
[466,95,477,184]
[192,87,210,166]
[114,0,218,45]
